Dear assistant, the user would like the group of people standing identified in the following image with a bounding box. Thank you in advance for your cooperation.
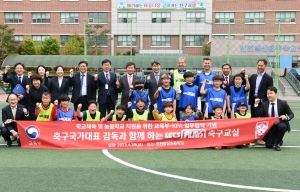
[1,57,294,151]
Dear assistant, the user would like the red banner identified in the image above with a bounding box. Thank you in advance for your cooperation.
[17,118,277,150]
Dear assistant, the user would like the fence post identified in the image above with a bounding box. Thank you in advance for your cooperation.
[227,19,230,63]
[275,20,281,89]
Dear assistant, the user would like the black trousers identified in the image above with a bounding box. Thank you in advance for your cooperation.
[263,122,287,148]
[148,104,154,120]
[74,96,88,112]
[1,126,16,142]
[99,95,115,116]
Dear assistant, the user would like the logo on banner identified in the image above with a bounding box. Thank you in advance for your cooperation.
[255,121,269,139]
[25,125,40,140]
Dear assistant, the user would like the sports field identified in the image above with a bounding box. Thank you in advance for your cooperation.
[0,98,299,192]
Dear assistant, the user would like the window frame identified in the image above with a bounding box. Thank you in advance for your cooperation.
[117,35,137,47]
[117,12,137,23]
[275,35,295,42]
[151,35,171,46]
[60,12,79,24]
[245,12,265,24]
[215,12,235,24]
[32,13,51,24]
[4,12,23,24]
[185,35,205,46]
[244,35,265,41]
[275,11,296,23]
[88,12,108,24]
[88,35,108,47]
[152,12,171,23]
[186,12,205,23]
[32,35,50,42]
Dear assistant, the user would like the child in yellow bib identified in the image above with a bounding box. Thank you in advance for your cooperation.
[35,92,58,121]
[152,102,176,121]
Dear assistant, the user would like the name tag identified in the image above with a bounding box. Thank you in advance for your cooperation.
[105,84,108,89]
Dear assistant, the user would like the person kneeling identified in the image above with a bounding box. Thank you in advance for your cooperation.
[126,98,150,120]
[152,102,176,121]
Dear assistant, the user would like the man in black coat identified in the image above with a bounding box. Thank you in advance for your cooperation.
[144,60,162,120]
[249,59,273,117]
[95,59,118,116]
[117,62,140,106]
[3,62,29,107]
[254,86,294,151]
[69,61,96,111]
[1,93,29,147]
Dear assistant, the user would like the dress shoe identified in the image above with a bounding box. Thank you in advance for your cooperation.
[257,140,265,145]
[214,146,222,150]
[275,144,281,151]
[17,138,21,147]
[11,136,17,142]
[6,140,12,148]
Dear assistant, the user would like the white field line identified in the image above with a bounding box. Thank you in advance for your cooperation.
[103,149,300,192]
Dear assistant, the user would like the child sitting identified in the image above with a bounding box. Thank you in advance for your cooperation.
[152,102,177,121]
[180,104,203,121]
[107,105,128,121]
[35,92,58,121]
[126,98,150,120]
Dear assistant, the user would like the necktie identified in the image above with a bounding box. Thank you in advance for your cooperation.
[12,107,16,120]
[271,103,275,117]
[128,75,132,87]
[225,76,228,87]
[106,73,110,83]
[80,74,85,97]
[155,73,159,85]
[18,76,21,83]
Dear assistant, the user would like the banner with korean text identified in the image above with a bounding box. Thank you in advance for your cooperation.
[17,118,277,150]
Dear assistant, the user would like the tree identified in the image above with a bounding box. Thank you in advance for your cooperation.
[0,24,19,65]
[63,34,84,55]
[86,24,111,55]
[40,37,60,55]
[21,39,37,55]
[202,42,210,56]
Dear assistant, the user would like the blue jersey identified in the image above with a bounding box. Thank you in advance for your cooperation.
[178,84,198,109]
[205,88,226,113]
[180,115,196,121]
[57,108,74,121]
[156,87,175,113]
[131,90,149,110]
[198,71,216,100]
[229,86,248,112]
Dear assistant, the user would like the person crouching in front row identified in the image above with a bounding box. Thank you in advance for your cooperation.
[77,100,114,121]
[35,92,58,121]
[56,94,77,121]
[152,102,177,121]
[126,98,150,120]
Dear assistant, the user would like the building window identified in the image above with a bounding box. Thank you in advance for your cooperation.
[276,12,296,23]
[118,12,137,23]
[4,13,23,23]
[245,12,265,23]
[151,35,170,46]
[117,36,136,46]
[185,36,204,46]
[14,35,24,42]
[32,13,50,23]
[88,36,108,46]
[245,35,264,41]
[215,12,234,24]
[88,13,108,24]
[275,35,295,42]
[32,35,50,42]
[152,12,171,23]
[186,12,205,23]
[214,35,234,39]
[60,35,70,46]
[60,13,79,24]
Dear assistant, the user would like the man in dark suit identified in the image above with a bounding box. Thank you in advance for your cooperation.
[221,63,234,118]
[249,59,273,117]
[69,61,96,112]
[117,62,140,106]
[3,62,29,107]
[254,86,294,151]
[95,59,118,116]
[144,60,162,120]
[1,93,29,147]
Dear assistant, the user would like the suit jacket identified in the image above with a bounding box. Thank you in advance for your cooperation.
[221,74,234,92]
[118,74,140,106]
[48,76,69,103]
[3,73,29,106]
[255,99,294,132]
[144,72,163,105]
[69,73,96,104]
[2,104,28,131]
[96,71,118,104]
[249,73,273,105]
